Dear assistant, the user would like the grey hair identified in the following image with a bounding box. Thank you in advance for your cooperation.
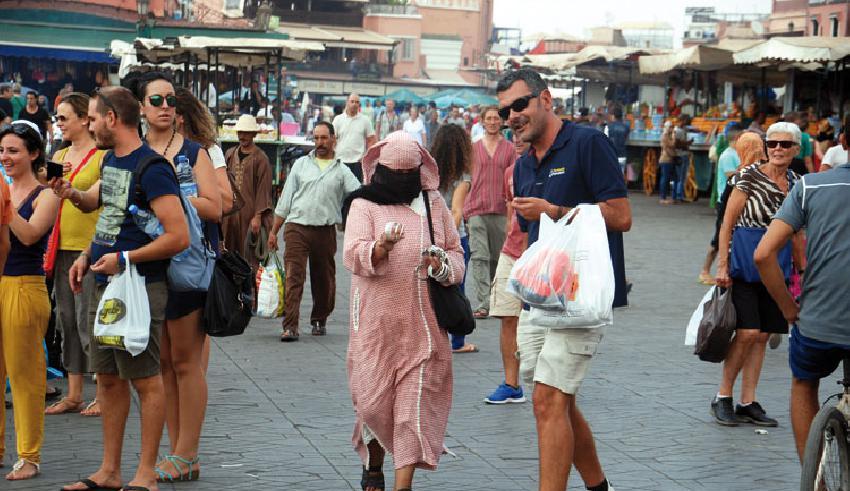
[766,122,802,145]
[496,68,548,95]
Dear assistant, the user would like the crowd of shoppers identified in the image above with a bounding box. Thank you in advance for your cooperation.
[5,60,847,491]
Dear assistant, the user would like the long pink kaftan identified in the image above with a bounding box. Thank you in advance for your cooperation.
[343,190,464,471]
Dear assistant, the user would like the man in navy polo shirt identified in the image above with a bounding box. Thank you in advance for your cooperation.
[499,68,631,491]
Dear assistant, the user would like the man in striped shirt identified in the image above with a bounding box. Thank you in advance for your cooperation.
[462,106,514,318]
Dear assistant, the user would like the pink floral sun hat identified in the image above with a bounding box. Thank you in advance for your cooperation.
[361,130,440,191]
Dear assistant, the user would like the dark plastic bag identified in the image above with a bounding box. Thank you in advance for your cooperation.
[204,250,255,337]
[694,286,737,363]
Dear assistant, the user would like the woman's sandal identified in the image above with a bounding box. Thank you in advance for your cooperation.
[155,455,199,482]
[360,466,385,491]
[81,400,101,417]
[6,458,39,480]
[452,343,479,354]
[45,397,85,415]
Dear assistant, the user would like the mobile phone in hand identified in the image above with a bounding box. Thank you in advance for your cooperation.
[46,160,64,180]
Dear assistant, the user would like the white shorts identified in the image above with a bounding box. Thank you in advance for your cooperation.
[517,309,604,395]
[489,253,522,318]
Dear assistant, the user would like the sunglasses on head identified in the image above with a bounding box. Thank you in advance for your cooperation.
[766,140,796,149]
[148,94,177,108]
[95,88,120,119]
[498,93,539,120]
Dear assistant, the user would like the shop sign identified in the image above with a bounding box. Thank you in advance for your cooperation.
[345,82,385,96]
[297,79,345,94]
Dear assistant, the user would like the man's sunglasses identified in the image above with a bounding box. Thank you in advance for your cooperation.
[766,140,797,149]
[95,88,120,119]
[148,94,177,108]
[498,93,539,120]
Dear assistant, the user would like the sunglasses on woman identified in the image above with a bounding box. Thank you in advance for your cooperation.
[148,94,177,108]
[765,140,796,149]
[498,93,539,120]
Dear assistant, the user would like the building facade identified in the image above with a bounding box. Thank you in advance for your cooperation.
[807,0,850,37]
[615,21,674,49]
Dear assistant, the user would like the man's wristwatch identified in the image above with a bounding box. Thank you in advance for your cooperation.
[79,251,90,263]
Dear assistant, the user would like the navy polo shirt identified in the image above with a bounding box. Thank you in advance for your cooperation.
[514,120,629,307]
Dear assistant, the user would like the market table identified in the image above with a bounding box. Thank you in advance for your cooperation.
[627,139,713,201]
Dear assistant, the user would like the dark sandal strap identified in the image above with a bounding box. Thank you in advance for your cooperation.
[360,467,385,490]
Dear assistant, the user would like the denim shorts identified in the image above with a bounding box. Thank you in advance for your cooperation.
[788,326,850,381]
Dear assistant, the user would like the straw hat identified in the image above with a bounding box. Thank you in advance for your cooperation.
[233,114,260,133]
[361,131,439,191]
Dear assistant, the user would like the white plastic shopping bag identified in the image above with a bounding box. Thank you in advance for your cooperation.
[256,253,285,318]
[685,286,715,346]
[520,205,615,329]
[94,252,151,356]
[506,211,580,310]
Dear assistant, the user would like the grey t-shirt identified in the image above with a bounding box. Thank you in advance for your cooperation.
[774,163,850,345]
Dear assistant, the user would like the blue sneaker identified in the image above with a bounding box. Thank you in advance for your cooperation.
[484,383,526,404]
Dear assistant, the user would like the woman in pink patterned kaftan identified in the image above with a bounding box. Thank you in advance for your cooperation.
[343,131,464,491]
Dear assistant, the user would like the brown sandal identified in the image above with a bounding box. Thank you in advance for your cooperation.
[81,400,101,417]
[45,397,84,415]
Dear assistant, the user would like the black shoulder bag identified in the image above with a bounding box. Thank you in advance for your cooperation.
[204,224,255,337]
[422,193,475,337]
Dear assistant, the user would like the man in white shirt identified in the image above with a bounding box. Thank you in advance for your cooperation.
[269,121,360,341]
[402,106,426,145]
[820,126,848,171]
[332,92,376,182]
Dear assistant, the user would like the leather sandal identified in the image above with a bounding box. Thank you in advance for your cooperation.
[45,397,84,415]
[360,466,384,491]
[280,329,299,342]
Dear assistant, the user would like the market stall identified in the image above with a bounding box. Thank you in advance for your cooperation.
[123,35,323,189]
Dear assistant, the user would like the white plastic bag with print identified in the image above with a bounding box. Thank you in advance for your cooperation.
[685,286,715,346]
[94,252,151,356]
[256,253,285,319]
[526,205,615,329]
[506,212,579,311]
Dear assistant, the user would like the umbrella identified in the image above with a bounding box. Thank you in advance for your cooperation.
[434,95,468,109]
[455,89,498,106]
[381,88,425,105]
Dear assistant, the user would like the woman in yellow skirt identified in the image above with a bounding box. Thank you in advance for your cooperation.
[0,121,60,480]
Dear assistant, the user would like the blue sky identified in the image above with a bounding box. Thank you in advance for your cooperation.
[493,0,773,48]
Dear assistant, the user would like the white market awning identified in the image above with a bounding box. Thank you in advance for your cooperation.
[639,45,735,74]
[733,37,850,65]
[276,24,396,51]
[132,36,324,67]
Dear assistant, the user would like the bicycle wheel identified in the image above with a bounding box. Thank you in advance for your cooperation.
[800,406,850,491]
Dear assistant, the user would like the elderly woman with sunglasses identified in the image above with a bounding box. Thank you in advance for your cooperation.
[711,122,806,428]
[0,120,60,480]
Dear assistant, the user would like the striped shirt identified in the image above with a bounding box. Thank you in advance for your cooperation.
[733,163,799,228]
[463,138,514,218]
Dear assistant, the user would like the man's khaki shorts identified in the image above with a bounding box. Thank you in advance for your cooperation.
[89,281,167,380]
[517,309,604,395]
[489,253,522,318]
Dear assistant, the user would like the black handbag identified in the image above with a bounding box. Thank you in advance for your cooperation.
[204,247,255,337]
[422,194,475,336]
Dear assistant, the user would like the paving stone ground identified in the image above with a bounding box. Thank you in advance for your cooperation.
[3,194,832,490]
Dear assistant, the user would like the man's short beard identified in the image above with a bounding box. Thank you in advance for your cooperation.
[95,130,115,150]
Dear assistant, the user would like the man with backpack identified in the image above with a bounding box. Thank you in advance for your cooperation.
[50,86,189,491]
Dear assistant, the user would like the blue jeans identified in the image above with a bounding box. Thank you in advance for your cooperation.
[452,235,471,350]
[674,157,688,201]
[658,162,674,200]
